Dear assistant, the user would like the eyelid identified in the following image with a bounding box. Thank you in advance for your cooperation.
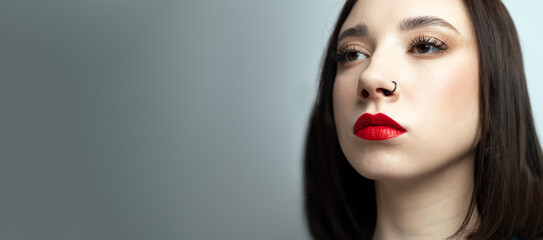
[407,34,449,54]
[334,43,370,64]
[337,43,370,54]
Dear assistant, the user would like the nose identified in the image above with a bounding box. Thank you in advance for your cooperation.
[357,54,400,102]
[359,80,397,99]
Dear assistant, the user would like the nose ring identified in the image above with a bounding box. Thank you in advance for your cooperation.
[382,81,397,96]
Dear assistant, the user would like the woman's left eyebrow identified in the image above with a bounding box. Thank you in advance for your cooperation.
[337,16,460,43]
[399,16,460,34]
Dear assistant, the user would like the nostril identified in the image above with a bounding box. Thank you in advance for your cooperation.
[382,81,397,96]
[361,89,370,98]
[381,88,392,96]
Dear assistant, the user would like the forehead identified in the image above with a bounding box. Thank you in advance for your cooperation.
[340,0,473,35]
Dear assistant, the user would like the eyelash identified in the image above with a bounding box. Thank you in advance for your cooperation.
[332,46,366,63]
[333,35,449,63]
[408,35,449,53]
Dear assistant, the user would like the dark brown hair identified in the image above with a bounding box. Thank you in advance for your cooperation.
[303,0,543,239]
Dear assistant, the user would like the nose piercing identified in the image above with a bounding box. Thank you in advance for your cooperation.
[382,81,397,96]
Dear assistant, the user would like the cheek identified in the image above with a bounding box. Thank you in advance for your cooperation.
[333,76,355,127]
[437,60,479,118]
[410,51,479,116]
[412,54,480,148]
[434,73,476,111]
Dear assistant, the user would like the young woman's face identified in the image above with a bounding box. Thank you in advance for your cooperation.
[333,0,480,181]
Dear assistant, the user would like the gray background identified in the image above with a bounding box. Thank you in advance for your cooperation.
[0,1,540,239]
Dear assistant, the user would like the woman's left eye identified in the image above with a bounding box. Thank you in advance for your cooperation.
[413,44,439,54]
[408,36,449,55]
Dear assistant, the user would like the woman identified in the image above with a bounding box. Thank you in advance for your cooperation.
[303,0,543,239]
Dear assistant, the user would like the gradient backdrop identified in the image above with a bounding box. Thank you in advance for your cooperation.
[1,1,541,239]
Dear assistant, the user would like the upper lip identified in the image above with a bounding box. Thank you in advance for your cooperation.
[353,113,406,133]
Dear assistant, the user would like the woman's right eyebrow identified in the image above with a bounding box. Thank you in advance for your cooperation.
[337,24,368,43]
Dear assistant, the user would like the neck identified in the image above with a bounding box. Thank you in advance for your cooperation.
[372,155,479,240]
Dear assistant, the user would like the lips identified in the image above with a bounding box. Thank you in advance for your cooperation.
[353,113,406,140]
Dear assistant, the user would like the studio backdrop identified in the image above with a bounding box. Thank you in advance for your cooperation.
[0,0,541,239]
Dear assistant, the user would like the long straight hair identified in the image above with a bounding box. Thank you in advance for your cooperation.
[303,0,543,239]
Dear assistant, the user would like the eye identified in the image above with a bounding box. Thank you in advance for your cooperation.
[414,44,439,54]
[408,35,448,55]
[333,46,369,63]
[344,51,367,62]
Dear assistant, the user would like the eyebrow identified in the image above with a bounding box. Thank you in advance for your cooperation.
[399,16,459,33]
[337,24,368,43]
[337,16,459,43]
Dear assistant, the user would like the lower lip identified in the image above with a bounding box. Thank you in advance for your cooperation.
[355,126,405,140]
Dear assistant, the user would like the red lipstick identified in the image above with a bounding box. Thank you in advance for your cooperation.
[353,113,406,140]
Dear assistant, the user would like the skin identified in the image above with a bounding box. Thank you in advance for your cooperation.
[332,0,480,239]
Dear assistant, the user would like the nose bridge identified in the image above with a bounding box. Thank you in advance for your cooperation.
[357,46,399,100]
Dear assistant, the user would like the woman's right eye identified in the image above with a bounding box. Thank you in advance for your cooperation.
[345,51,367,62]
[333,47,369,63]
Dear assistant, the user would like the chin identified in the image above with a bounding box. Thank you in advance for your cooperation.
[356,166,421,182]
[345,152,422,181]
